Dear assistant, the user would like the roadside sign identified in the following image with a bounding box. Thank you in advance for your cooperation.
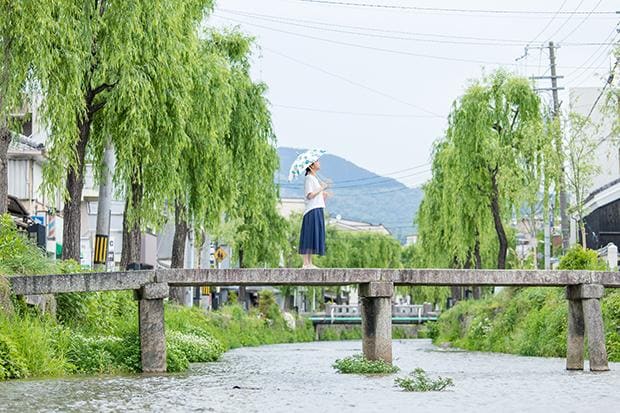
[32,215,45,226]
[215,246,227,263]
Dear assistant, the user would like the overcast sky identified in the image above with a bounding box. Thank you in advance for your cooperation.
[209,0,619,187]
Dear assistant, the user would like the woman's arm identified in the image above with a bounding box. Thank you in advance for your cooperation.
[307,181,328,200]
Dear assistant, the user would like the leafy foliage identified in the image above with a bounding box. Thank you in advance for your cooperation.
[564,111,603,246]
[0,215,52,275]
[395,368,454,392]
[416,70,559,269]
[558,245,607,271]
[332,354,399,374]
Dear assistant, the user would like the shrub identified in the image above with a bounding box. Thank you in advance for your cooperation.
[395,368,454,392]
[167,331,224,363]
[559,245,607,270]
[0,335,28,380]
[332,354,399,374]
[166,340,189,373]
[66,334,118,374]
[258,289,281,322]
[0,214,52,275]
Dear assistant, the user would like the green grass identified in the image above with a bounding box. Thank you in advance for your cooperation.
[332,354,399,374]
[432,247,620,361]
[395,368,454,392]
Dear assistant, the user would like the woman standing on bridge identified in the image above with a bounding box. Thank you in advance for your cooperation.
[288,149,330,269]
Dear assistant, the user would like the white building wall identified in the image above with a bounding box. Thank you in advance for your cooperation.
[569,87,619,192]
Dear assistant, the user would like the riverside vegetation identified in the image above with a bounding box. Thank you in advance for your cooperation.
[332,354,400,374]
[431,246,620,361]
[332,354,454,392]
[0,216,313,380]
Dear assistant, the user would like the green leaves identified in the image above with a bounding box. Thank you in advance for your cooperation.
[332,354,399,375]
[395,368,454,392]
[417,70,556,269]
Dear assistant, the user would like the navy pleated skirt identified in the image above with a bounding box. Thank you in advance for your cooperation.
[299,208,326,255]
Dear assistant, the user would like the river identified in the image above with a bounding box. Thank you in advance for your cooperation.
[0,339,619,412]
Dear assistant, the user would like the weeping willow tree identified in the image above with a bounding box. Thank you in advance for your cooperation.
[0,1,84,214]
[169,36,236,275]
[417,70,560,271]
[163,31,285,303]
[214,32,287,269]
[35,0,215,261]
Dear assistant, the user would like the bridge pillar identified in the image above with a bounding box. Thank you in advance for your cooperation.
[359,282,393,363]
[135,282,169,373]
[566,284,609,372]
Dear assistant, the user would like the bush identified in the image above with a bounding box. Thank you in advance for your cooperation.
[332,354,399,374]
[66,334,118,374]
[258,290,281,322]
[0,214,52,275]
[167,331,224,363]
[395,368,454,392]
[166,341,189,373]
[0,335,28,380]
[559,245,607,270]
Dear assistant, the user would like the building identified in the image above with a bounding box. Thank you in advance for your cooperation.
[569,86,620,250]
[278,197,305,218]
[327,216,391,236]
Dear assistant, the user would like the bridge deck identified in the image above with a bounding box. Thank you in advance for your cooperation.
[6,268,620,295]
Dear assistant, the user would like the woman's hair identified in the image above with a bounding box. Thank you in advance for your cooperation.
[305,163,314,176]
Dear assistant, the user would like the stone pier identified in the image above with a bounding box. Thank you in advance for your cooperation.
[359,281,393,363]
[566,284,609,372]
[135,281,169,373]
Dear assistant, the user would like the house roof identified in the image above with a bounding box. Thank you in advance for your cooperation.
[584,178,620,216]
[8,133,45,161]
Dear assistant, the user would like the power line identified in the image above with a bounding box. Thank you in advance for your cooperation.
[565,41,617,88]
[564,24,619,80]
[527,0,569,46]
[216,15,517,65]
[218,9,527,43]
[262,47,444,117]
[295,0,617,16]
[544,0,586,41]
[280,168,431,189]
[559,0,604,42]
[272,103,438,118]
[218,9,617,48]
[575,58,619,155]
[217,15,612,71]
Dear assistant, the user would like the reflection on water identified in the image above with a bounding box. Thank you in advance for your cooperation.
[1,339,619,412]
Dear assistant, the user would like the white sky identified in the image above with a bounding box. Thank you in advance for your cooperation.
[209,0,619,187]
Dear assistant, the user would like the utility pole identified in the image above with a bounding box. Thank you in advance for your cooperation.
[531,41,568,267]
[94,141,114,271]
[548,41,570,252]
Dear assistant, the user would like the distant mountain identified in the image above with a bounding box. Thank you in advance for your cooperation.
[277,147,424,242]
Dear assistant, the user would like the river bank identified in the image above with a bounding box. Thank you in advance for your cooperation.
[2,339,619,412]
[431,287,620,362]
[0,289,314,380]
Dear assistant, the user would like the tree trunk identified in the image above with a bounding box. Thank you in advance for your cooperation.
[120,181,141,269]
[0,126,10,214]
[580,222,587,249]
[62,118,90,261]
[490,171,508,269]
[473,235,482,299]
[169,200,189,305]
[238,247,247,308]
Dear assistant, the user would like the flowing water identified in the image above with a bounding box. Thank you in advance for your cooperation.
[1,339,619,412]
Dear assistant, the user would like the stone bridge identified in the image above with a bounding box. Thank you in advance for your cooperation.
[7,268,620,373]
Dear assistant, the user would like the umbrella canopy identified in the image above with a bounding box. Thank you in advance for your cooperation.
[287,149,327,182]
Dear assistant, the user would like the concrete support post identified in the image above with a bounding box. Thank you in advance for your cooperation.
[135,282,169,373]
[359,282,393,363]
[566,284,609,372]
[583,298,609,371]
[566,286,584,370]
